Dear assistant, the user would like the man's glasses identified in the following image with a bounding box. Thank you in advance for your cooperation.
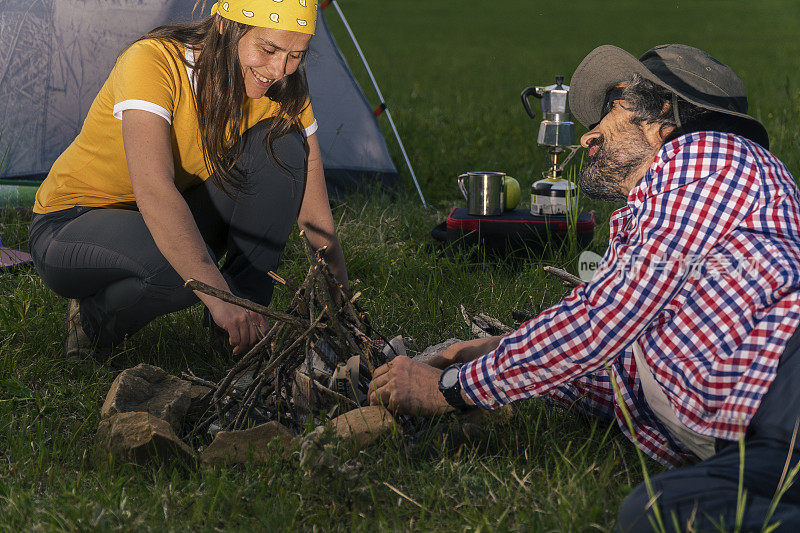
[600,86,626,121]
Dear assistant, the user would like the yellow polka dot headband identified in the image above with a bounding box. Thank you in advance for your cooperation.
[212,0,317,35]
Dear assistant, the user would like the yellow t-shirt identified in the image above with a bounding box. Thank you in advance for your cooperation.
[34,39,317,214]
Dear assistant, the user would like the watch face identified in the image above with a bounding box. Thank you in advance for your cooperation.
[441,367,459,388]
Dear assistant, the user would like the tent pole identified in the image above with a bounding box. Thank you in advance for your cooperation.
[327,0,428,208]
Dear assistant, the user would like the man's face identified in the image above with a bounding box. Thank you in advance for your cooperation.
[578,86,661,202]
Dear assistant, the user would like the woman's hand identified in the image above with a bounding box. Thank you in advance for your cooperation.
[207,300,268,355]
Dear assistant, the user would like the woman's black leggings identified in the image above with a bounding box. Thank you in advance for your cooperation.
[29,124,306,348]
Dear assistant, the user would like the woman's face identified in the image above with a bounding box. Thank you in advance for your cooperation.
[237,26,311,99]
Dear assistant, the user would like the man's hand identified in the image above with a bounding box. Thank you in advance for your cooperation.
[425,336,504,369]
[368,356,453,416]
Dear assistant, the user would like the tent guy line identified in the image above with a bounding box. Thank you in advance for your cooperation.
[324,0,428,208]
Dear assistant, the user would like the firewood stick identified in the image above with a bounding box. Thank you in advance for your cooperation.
[212,322,284,405]
[267,271,286,285]
[233,374,269,430]
[194,379,251,423]
[232,367,267,424]
[308,286,317,342]
[311,258,352,363]
[180,372,217,390]
[294,371,358,410]
[189,395,238,439]
[316,255,361,324]
[542,266,582,287]
[254,309,327,386]
[299,230,318,266]
[344,326,374,374]
[268,269,299,295]
[350,325,386,366]
[315,252,350,299]
[218,371,266,430]
[367,329,394,369]
[300,232,342,301]
[185,279,312,329]
[285,265,317,316]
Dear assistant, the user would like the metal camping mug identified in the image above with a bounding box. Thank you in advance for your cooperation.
[458,172,506,216]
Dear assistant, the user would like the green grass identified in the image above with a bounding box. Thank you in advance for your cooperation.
[2,0,800,530]
[325,0,800,204]
[1,201,648,531]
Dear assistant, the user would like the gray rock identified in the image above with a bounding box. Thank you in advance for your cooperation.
[413,338,463,364]
[381,335,407,361]
[100,364,192,432]
[299,349,333,382]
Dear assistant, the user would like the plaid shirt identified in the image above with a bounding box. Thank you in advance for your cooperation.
[460,132,800,466]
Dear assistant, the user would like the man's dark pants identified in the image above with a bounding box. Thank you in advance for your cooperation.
[617,324,800,532]
[28,124,306,348]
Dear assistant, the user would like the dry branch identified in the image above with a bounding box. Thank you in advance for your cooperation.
[542,265,582,287]
[184,279,312,328]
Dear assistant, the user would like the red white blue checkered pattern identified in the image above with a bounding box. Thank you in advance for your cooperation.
[460,132,800,466]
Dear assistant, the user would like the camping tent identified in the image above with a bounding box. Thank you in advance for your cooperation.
[0,0,402,195]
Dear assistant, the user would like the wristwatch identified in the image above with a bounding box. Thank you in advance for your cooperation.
[438,364,469,411]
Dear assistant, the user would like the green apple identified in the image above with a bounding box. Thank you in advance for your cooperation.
[504,176,520,210]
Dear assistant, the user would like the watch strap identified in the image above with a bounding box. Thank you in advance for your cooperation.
[439,364,469,411]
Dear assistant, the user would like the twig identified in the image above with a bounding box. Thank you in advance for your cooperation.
[267,271,286,285]
[252,309,327,387]
[542,266,582,287]
[293,371,358,410]
[180,372,217,389]
[299,230,317,265]
[212,325,280,405]
[185,279,312,328]
[312,254,353,364]
[383,482,425,511]
[233,374,269,430]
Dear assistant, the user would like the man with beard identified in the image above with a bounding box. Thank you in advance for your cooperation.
[369,44,800,530]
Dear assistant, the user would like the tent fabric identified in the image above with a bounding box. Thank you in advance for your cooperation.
[305,11,397,192]
[0,0,397,192]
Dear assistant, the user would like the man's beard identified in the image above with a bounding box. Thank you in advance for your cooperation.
[578,130,655,202]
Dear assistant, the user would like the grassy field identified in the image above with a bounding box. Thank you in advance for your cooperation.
[2,0,800,530]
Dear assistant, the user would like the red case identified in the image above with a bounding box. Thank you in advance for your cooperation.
[444,207,595,254]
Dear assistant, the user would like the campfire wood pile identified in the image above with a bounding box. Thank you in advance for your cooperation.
[94,236,563,466]
[181,231,394,439]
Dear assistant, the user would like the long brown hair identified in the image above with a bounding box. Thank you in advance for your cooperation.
[136,1,310,193]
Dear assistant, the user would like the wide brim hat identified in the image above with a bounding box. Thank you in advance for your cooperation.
[570,44,769,148]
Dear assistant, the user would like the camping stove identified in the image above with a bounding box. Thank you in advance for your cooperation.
[521,76,580,216]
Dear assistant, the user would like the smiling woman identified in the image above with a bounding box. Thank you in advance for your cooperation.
[27,0,349,359]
